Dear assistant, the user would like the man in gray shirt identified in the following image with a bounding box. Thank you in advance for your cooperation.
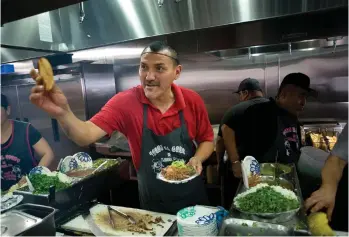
[305,124,348,231]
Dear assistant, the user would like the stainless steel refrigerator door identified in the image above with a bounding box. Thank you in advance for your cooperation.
[16,77,89,161]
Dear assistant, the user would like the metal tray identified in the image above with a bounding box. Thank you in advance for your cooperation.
[218,218,294,236]
[1,210,42,236]
[13,160,124,210]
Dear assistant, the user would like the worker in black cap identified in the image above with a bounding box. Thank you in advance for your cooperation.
[235,72,316,166]
[216,78,268,208]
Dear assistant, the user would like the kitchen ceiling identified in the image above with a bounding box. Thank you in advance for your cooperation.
[1,0,348,63]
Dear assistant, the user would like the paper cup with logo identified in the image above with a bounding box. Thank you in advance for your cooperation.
[241,156,261,189]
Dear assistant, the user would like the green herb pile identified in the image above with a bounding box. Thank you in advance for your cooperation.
[92,159,119,169]
[30,174,71,194]
[236,186,299,213]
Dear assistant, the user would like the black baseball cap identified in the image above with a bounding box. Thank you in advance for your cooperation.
[279,73,317,98]
[234,78,262,93]
[1,94,9,109]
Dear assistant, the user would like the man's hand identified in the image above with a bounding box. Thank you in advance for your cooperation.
[304,184,337,221]
[29,71,70,118]
[232,162,242,178]
[187,157,203,174]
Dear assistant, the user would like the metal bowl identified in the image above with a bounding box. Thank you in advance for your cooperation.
[233,205,300,223]
[257,176,294,190]
[260,163,292,176]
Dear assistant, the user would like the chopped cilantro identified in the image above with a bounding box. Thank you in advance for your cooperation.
[236,186,299,213]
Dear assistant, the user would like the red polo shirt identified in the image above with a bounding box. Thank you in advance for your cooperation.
[90,83,214,170]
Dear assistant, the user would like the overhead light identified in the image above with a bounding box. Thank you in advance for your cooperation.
[298,48,317,51]
[72,47,144,60]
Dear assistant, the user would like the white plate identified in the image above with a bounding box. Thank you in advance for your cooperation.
[1,195,23,211]
[156,172,199,184]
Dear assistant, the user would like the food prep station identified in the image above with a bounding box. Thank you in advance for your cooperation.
[219,163,310,236]
[1,160,313,236]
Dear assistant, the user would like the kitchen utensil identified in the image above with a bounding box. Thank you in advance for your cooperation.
[25,176,34,192]
[107,205,116,228]
[109,206,136,224]
[92,160,108,174]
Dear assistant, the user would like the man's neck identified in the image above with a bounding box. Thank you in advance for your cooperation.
[275,100,298,118]
[1,120,12,144]
[149,88,175,113]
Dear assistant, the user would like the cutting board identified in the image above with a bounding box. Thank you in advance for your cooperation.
[61,204,176,236]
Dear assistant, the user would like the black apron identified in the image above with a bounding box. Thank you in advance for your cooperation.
[259,116,301,164]
[137,104,209,214]
[1,120,38,191]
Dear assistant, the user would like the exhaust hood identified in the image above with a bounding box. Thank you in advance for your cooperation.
[1,0,348,63]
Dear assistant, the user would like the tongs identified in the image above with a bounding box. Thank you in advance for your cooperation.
[107,205,136,225]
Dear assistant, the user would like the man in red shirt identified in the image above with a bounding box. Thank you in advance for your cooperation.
[29,41,214,214]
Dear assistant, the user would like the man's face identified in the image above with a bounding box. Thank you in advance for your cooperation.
[1,106,9,125]
[280,85,307,115]
[139,51,181,101]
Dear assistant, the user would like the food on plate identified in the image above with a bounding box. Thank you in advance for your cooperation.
[65,168,95,178]
[31,58,55,91]
[29,173,71,194]
[95,210,158,234]
[160,160,196,181]
[234,183,299,213]
[307,212,334,236]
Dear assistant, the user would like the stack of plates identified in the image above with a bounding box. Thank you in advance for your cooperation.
[177,205,218,236]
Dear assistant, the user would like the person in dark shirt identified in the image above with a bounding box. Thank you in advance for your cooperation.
[236,73,316,165]
[1,94,55,191]
[216,78,268,208]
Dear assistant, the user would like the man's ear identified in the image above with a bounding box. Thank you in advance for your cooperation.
[174,65,182,81]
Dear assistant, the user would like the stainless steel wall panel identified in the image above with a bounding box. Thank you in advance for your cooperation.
[113,48,348,124]
[81,64,116,119]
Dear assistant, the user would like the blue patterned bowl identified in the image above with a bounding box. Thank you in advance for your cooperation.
[29,166,51,176]
[73,152,93,169]
[60,156,79,173]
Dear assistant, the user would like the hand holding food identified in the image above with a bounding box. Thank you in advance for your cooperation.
[304,185,337,221]
[187,157,203,174]
[29,58,70,118]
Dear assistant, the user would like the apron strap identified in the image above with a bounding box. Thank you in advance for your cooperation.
[143,104,148,129]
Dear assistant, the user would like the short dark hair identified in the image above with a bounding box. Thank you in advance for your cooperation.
[141,41,180,65]
[1,94,9,109]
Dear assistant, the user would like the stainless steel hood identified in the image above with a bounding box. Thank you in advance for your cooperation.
[1,0,348,63]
